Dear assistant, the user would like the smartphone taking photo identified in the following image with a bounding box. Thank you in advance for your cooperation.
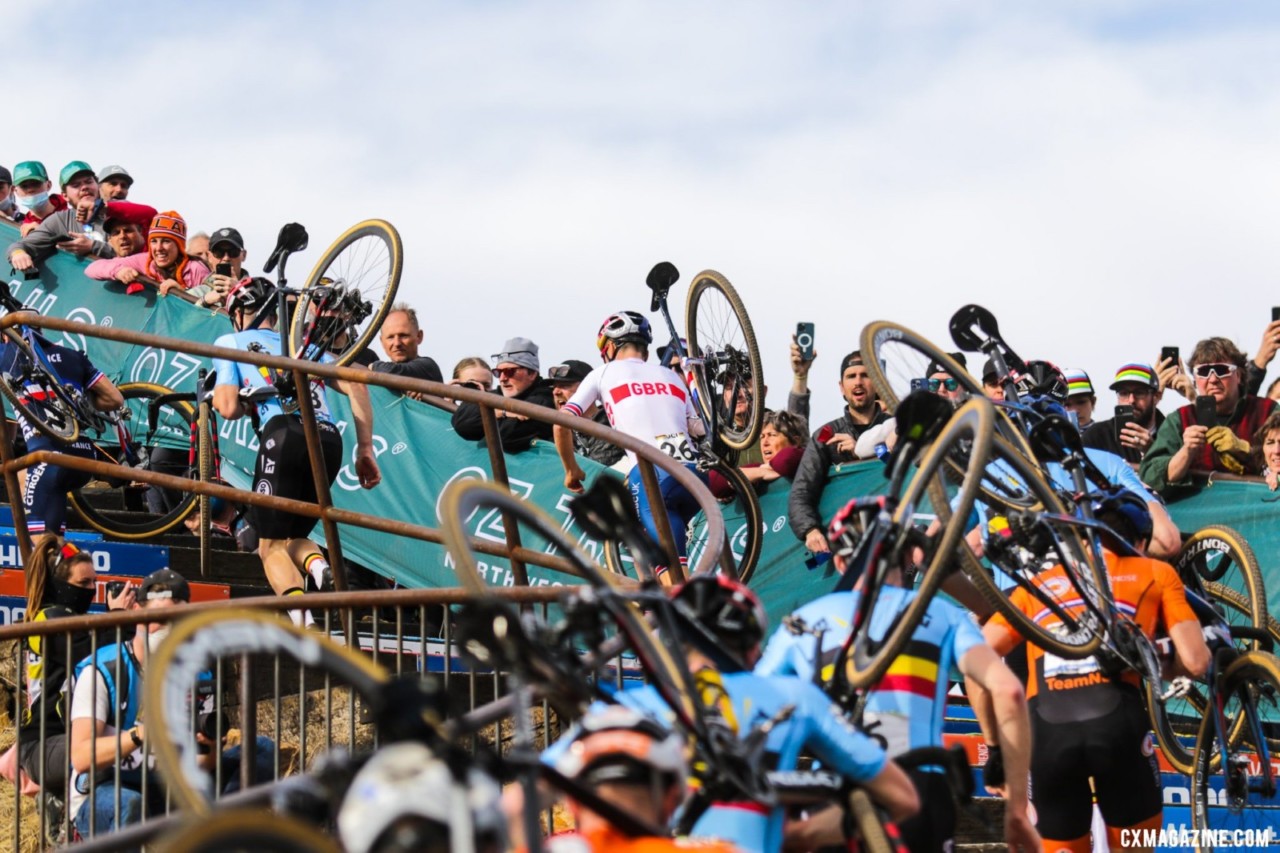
[1194,395,1218,427]
[795,322,815,361]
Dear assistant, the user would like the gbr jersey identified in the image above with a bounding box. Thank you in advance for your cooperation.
[563,358,701,462]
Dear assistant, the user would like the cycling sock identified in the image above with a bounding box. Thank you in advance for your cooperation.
[303,554,332,591]
[282,587,313,628]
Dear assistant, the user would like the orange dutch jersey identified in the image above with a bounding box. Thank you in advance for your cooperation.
[991,550,1197,701]
[537,829,743,853]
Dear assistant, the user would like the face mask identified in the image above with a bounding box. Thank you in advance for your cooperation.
[49,578,95,614]
[147,624,171,656]
[15,191,48,213]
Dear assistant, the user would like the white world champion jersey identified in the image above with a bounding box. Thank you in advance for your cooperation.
[562,357,701,462]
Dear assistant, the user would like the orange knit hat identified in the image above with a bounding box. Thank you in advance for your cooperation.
[149,211,187,252]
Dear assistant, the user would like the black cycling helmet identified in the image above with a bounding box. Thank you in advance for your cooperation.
[670,574,767,670]
[224,276,277,318]
[1088,485,1153,546]
[1012,360,1069,402]
[597,311,653,357]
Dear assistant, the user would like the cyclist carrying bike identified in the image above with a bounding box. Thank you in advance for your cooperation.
[212,277,381,623]
[755,499,1042,853]
[2,333,125,535]
[539,575,918,853]
[971,488,1210,853]
[554,311,707,571]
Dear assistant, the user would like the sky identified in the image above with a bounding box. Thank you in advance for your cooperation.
[12,1,1280,424]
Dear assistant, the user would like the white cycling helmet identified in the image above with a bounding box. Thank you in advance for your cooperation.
[337,743,507,853]
[596,310,653,358]
[555,706,687,795]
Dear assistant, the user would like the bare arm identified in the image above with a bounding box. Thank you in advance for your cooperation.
[864,758,919,823]
[554,422,587,492]
[1145,499,1180,559]
[70,715,144,774]
[213,384,245,420]
[336,379,381,489]
[87,376,125,411]
[1169,619,1210,680]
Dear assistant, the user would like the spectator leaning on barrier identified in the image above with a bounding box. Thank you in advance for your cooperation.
[187,231,211,268]
[371,303,444,391]
[449,356,495,395]
[1140,337,1278,496]
[1083,363,1163,467]
[452,337,555,451]
[96,165,132,202]
[788,350,890,556]
[201,226,251,307]
[11,160,65,236]
[8,160,114,271]
[547,358,624,467]
[1253,411,1280,492]
[1062,368,1096,430]
[85,210,213,300]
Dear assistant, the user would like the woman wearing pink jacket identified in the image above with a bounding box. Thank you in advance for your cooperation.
[86,210,215,303]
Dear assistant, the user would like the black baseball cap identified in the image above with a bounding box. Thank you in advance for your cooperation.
[982,357,999,382]
[925,352,967,377]
[210,227,245,252]
[547,359,592,384]
[0,166,11,184]
[139,568,191,603]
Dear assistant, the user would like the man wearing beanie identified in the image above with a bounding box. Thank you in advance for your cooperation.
[8,160,114,271]
[85,211,213,301]
[452,336,556,451]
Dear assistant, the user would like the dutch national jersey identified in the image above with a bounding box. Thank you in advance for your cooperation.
[562,357,700,462]
[756,589,984,763]
[213,328,334,425]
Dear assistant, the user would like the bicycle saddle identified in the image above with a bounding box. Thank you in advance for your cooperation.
[949,304,1001,352]
[570,478,668,570]
[893,390,955,445]
[264,222,309,274]
[1027,413,1083,465]
[646,261,679,313]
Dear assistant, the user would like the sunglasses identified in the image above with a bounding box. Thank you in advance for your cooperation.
[548,364,579,380]
[927,377,960,393]
[210,245,241,258]
[494,367,527,379]
[1193,363,1238,379]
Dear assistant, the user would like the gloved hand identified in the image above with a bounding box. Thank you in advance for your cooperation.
[1220,453,1246,475]
[1205,425,1250,457]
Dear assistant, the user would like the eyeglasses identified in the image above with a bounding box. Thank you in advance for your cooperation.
[548,364,578,380]
[1193,363,1238,380]
[1115,387,1154,400]
[927,377,960,393]
[210,245,241,258]
[494,367,527,379]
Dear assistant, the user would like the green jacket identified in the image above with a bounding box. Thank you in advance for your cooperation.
[1139,395,1276,498]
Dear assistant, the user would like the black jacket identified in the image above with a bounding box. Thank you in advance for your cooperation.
[787,407,890,541]
[575,408,625,467]
[1082,410,1165,465]
[372,355,444,385]
[452,377,555,452]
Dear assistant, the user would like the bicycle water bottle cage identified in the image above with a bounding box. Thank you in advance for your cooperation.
[264,222,309,274]
[1028,413,1083,465]
[894,390,954,446]
[646,261,679,312]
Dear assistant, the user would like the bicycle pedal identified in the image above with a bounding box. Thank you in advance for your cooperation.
[1161,676,1193,701]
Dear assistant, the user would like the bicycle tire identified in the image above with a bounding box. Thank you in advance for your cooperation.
[67,382,199,539]
[198,398,213,563]
[157,808,341,853]
[841,399,993,691]
[1190,650,1280,851]
[949,434,1108,660]
[0,327,82,442]
[289,219,402,367]
[847,788,899,853]
[685,270,764,451]
[601,460,764,583]
[1176,526,1268,629]
[861,320,1037,465]
[146,609,392,816]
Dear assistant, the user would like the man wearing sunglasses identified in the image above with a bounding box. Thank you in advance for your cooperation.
[1140,337,1277,496]
[452,337,555,451]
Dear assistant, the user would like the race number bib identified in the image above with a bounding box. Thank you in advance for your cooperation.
[863,711,911,758]
[656,432,696,462]
[1042,650,1101,681]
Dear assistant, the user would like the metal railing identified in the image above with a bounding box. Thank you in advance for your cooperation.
[1,586,605,851]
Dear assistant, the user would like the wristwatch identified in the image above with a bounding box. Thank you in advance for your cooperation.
[129,727,143,748]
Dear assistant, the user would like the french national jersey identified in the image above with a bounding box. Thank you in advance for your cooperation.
[562,357,701,462]
[213,328,334,425]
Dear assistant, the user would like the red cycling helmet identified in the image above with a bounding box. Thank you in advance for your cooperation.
[670,574,767,669]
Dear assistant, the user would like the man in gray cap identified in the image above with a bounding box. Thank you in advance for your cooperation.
[451,336,555,451]
[97,165,133,202]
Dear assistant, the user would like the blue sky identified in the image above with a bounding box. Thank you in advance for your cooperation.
[14,1,1280,420]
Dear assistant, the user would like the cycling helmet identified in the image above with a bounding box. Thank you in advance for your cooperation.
[1012,360,1069,402]
[596,310,653,357]
[224,276,277,317]
[555,706,687,794]
[337,743,506,853]
[1020,393,1070,422]
[1087,485,1153,546]
[670,574,767,668]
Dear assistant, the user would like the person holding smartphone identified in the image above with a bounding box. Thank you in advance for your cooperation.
[1082,363,1163,467]
[200,227,250,305]
[84,210,212,298]
[1140,336,1278,496]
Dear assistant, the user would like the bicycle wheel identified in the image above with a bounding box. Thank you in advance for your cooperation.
[197,398,214,562]
[601,460,763,583]
[861,320,1037,467]
[1176,527,1268,629]
[158,809,341,853]
[146,609,393,816]
[847,788,900,853]
[685,270,764,451]
[0,328,81,442]
[67,382,199,539]
[289,219,402,367]
[841,399,994,691]
[948,434,1108,660]
[1190,650,1280,851]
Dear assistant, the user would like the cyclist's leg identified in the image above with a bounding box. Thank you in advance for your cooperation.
[24,458,90,535]
[896,769,956,853]
[1028,711,1095,853]
[1088,690,1163,850]
[655,462,709,558]
[626,464,661,547]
